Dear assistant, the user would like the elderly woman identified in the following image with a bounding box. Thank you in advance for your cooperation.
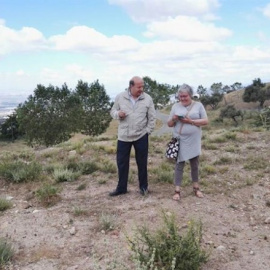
[167,84,208,201]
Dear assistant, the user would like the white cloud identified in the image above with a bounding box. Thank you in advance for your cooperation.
[262,3,270,18]
[143,16,231,41]
[49,26,140,53]
[108,0,220,22]
[0,23,47,55]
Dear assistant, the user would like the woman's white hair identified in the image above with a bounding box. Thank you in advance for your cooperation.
[178,84,194,97]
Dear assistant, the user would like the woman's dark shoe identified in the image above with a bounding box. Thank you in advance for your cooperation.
[109,190,127,197]
[193,187,204,198]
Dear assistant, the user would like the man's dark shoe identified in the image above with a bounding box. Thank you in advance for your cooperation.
[140,189,149,196]
[109,190,127,197]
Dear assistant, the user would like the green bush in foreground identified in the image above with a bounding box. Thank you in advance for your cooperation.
[0,238,14,266]
[127,212,208,270]
[0,198,13,212]
[35,184,60,207]
[0,160,42,183]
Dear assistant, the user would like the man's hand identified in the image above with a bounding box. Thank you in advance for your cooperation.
[118,110,127,119]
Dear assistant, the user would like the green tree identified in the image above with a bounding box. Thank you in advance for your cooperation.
[17,83,81,146]
[75,80,112,136]
[230,82,242,92]
[220,105,243,126]
[0,113,23,141]
[243,78,270,108]
[196,85,207,97]
[143,76,177,109]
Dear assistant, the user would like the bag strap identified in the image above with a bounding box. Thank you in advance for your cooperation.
[178,101,196,135]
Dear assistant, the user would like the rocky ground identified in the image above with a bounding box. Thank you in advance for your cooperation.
[1,112,270,270]
[1,174,270,270]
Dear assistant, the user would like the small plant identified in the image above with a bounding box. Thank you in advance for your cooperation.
[0,238,14,266]
[98,179,107,185]
[0,198,13,212]
[73,206,88,216]
[200,165,217,177]
[35,184,60,207]
[0,160,42,183]
[213,156,233,165]
[80,161,99,175]
[127,212,208,270]
[99,212,117,232]
[99,160,117,173]
[53,168,81,182]
[76,183,87,190]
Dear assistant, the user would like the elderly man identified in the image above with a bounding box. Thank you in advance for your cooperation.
[109,76,156,196]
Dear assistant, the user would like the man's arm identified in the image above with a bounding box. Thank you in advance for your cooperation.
[147,98,156,134]
[110,95,121,120]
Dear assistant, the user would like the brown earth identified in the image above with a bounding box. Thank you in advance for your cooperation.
[1,101,270,270]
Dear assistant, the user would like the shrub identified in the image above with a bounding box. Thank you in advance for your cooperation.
[35,184,60,207]
[99,212,117,232]
[0,160,42,183]
[255,106,270,130]
[0,238,14,266]
[53,168,81,182]
[0,198,13,212]
[79,161,99,174]
[127,212,208,270]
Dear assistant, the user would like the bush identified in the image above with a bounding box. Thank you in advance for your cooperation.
[0,238,14,267]
[35,184,60,207]
[53,168,81,182]
[0,160,42,183]
[0,198,13,212]
[127,212,208,270]
[256,106,270,130]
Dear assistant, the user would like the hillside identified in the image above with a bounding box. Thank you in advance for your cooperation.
[220,84,270,110]
[0,109,270,270]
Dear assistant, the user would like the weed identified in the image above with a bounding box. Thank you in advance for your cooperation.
[127,211,208,270]
[76,183,87,190]
[213,156,233,165]
[35,184,60,207]
[202,142,218,150]
[73,206,88,216]
[80,161,99,174]
[99,212,117,232]
[218,167,229,174]
[98,179,107,185]
[0,198,12,212]
[0,238,14,266]
[53,168,81,182]
[99,160,117,174]
[200,165,217,177]
[0,159,42,183]
[224,132,237,140]
[243,156,268,171]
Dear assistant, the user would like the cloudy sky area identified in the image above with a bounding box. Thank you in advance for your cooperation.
[1,0,270,104]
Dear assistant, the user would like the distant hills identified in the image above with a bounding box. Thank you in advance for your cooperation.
[221,87,270,110]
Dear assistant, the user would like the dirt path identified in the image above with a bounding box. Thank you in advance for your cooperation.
[152,110,172,136]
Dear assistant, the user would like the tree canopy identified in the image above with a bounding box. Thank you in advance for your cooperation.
[242,78,270,108]
[143,76,178,109]
[15,80,112,147]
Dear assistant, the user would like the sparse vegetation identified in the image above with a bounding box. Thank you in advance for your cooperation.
[127,212,208,270]
[35,184,61,207]
[0,89,270,269]
[0,238,14,267]
[99,212,117,232]
[0,198,12,212]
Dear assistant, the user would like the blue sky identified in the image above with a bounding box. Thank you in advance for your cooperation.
[1,0,270,104]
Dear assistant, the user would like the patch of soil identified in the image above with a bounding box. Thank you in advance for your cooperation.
[1,174,270,270]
